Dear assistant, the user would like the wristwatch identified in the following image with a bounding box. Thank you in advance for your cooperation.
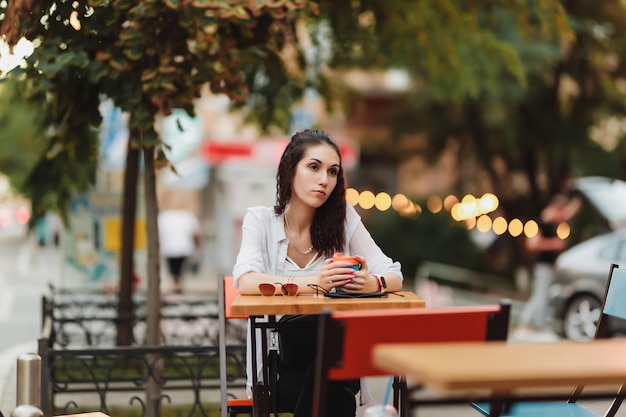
[372,274,387,293]
[380,275,387,291]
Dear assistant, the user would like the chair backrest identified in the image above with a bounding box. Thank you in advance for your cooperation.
[574,263,626,417]
[595,263,626,338]
[223,274,247,319]
[311,301,511,417]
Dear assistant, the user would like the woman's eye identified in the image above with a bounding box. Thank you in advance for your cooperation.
[329,168,338,176]
[309,164,319,171]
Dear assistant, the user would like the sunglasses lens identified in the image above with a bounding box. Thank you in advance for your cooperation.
[282,283,298,297]
[259,283,276,296]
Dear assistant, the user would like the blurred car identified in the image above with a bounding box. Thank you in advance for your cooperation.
[550,176,626,340]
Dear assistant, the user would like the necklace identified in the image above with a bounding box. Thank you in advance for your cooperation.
[284,213,314,254]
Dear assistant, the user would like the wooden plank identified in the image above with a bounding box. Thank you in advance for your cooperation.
[373,339,626,392]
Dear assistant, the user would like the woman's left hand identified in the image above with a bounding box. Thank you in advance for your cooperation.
[337,257,379,293]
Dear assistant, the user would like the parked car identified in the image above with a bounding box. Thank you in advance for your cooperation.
[550,176,626,340]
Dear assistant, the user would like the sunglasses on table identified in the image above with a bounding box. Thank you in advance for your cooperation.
[259,282,299,297]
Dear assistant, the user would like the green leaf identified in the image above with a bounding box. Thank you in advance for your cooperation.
[159,79,178,92]
[87,0,111,6]
[191,0,230,8]
[87,61,108,82]
[113,0,135,11]
[132,2,158,18]
[141,68,159,82]
[109,57,128,71]
[124,47,144,61]
[178,12,195,28]
[40,61,63,77]
[164,0,183,9]
[158,65,178,74]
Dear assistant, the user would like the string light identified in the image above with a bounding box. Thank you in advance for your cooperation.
[346,188,571,240]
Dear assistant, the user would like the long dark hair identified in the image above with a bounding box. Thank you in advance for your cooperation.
[273,129,346,258]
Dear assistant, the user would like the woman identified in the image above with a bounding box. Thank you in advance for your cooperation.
[232,129,403,417]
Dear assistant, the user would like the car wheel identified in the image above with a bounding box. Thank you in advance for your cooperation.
[563,294,602,341]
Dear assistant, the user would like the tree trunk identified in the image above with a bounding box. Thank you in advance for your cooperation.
[143,146,163,417]
[116,134,140,346]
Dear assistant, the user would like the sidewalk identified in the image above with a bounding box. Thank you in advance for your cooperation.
[0,226,59,414]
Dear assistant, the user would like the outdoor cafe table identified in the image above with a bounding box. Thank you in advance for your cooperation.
[372,339,626,416]
[230,291,425,417]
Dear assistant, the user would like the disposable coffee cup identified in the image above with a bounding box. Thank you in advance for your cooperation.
[332,252,361,270]
[363,404,398,417]
[333,253,360,293]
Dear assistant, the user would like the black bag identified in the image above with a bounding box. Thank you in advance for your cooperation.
[277,314,320,370]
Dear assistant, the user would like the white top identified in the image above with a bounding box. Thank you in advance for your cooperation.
[233,203,403,283]
[158,209,200,257]
[232,202,403,403]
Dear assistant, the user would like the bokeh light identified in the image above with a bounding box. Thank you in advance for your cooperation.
[443,195,459,212]
[399,201,422,218]
[478,193,499,214]
[391,193,411,211]
[426,195,443,213]
[461,194,478,218]
[508,218,524,237]
[556,222,571,239]
[15,206,30,225]
[450,203,463,221]
[492,217,508,235]
[358,190,376,209]
[524,220,539,238]
[476,215,492,232]
[344,189,563,240]
[374,192,392,211]
[346,188,359,206]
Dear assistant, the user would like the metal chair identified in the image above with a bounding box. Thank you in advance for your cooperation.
[218,275,253,417]
[312,301,511,417]
[472,263,626,417]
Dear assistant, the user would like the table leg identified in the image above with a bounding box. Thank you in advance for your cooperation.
[488,400,503,417]
[260,318,270,417]
[250,315,276,417]
[250,317,258,417]
[488,391,513,417]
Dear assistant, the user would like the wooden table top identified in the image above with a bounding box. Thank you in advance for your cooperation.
[372,339,626,392]
[230,291,425,316]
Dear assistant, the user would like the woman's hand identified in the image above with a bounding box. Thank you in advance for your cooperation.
[318,257,355,290]
[318,255,380,293]
[334,256,378,293]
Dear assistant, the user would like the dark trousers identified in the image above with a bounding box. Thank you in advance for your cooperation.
[275,360,360,417]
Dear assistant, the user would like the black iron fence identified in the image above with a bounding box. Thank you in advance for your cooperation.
[37,286,248,417]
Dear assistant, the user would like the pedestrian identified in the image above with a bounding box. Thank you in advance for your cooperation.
[512,192,582,342]
[158,195,201,293]
[232,129,403,417]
